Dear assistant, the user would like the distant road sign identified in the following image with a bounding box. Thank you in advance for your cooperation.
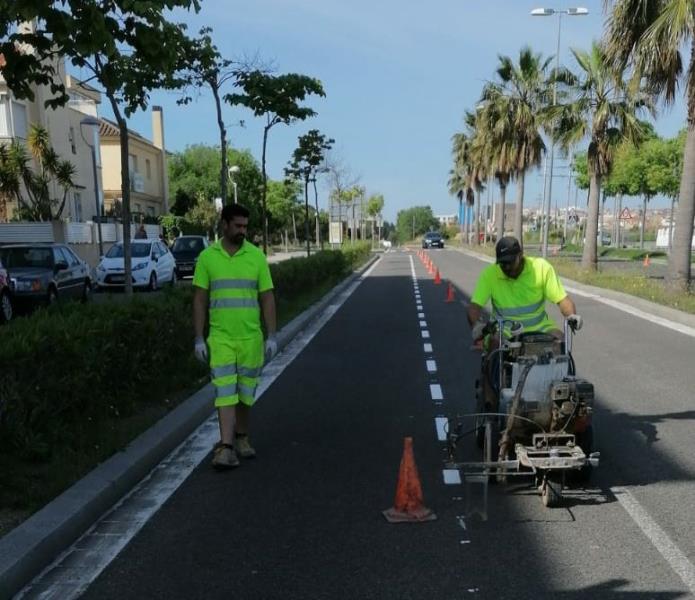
[619,208,633,220]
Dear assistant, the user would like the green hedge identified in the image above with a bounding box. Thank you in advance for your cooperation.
[0,245,372,464]
[0,289,207,462]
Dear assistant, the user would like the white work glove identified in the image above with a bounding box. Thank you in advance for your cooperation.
[471,321,487,342]
[194,336,208,363]
[567,314,583,331]
[265,334,278,362]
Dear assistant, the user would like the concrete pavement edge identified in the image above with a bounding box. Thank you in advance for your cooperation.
[0,252,381,599]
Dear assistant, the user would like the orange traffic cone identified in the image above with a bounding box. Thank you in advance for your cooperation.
[383,437,436,523]
[643,254,650,267]
[434,268,442,285]
[445,281,455,303]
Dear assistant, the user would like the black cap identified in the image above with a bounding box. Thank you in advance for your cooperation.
[496,236,522,264]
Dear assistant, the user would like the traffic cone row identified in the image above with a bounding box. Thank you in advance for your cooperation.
[643,254,650,267]
[415,250,455,301]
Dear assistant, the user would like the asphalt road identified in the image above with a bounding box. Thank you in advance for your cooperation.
[43,250,695,598]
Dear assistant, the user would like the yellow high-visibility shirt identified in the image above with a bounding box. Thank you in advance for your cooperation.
[193,240,274,340]
[471,256,566,333]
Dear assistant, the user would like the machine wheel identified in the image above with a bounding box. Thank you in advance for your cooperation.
[474,380,485,449]
[541,473,563,507]
[81,280,92,303]
[148,272,158,291]
[483,419,500,483]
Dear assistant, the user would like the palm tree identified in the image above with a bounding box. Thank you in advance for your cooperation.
[552,42,650,270]
[474,96,515,240]
[482,47,549,244]
[604,0,695,291]
[449,132,473,243]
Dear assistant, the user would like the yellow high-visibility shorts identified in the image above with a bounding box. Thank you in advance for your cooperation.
[208,334,264,408]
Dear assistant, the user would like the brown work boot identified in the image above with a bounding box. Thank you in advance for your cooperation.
[234,434,256,459]
[211,443,240,469]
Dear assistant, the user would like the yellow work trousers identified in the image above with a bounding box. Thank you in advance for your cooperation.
[208,334,264,407]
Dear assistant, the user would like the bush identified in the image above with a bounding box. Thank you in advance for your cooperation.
[0,289,207,462]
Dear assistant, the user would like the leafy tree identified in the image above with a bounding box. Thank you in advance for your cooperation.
[366,193,385,245]
[604,0,695,290]
[395,206,439,243]
[284,129,334,256]
[226,71,325,253]
[0,125,75,221]
[168,144,263,224]
[553,42,651,270]
[266,179,301,249]
[0,0,198,294]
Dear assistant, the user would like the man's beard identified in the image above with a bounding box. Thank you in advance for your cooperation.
[231,233,245,245]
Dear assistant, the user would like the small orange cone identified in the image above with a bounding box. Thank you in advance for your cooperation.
[643,254,650,267]
[445,281,455,303]
[383,437,436,523]
[434,268,442,285]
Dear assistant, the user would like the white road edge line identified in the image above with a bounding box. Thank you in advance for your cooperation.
[423,343,433,353]
[435,417,448,441]
[430,383,443,400]
[612,486,695,594]
[426,360,437,373]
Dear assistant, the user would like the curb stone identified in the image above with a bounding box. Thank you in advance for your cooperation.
[0,253,380,599]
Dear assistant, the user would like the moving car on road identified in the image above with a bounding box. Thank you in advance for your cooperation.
[422,231,444,249]
[170,235,208,279]
[0,256,13,323]
[0,243,92,310]
[96,239,176,291]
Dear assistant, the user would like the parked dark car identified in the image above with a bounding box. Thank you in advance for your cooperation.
[171,235,209,279]
[0,243,92,309]
[422,231,444,249]
[0,257,13,323]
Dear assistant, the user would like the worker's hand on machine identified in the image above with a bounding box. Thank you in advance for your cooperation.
[567,314,583,332]
[194,336,208,363]
[471,320,487,342]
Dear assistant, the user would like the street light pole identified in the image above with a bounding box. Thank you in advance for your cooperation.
[228,165,240,204]
[80,116,104,257]
[531,6,589,257]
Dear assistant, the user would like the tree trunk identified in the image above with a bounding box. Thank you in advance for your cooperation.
[211,82,228,205]
[581,171,601,270]
[640,195,647,250]
[497,182,507,240]
[474,188,481,246]
[667,120,695,291]
[304,178,311,257]
[458,197,464,245]
[109,94,133,296]
[514,171,525,246]
[261,123,270,254]
[668,196,675,252]
[313,177,321,249]
[292,212,298,246]
[616,193,623,247]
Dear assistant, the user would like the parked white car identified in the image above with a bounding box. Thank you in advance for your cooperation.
[96,240,176,291]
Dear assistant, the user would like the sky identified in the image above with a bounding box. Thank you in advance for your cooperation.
[93,0,688,222]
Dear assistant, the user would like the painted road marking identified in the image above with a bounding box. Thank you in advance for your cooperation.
[435,417,448,441]
[418,312,425,318]
[612,486,695,594]
[422,330,430,339]
[419,320,427,328]
[443,469,461,485]
[426,360,437,373]
[424,343,433,353]
[430,383,443,400]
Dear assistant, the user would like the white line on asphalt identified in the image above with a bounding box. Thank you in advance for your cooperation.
[443,469,461,485]
[18,257,386,600]
[612,486,695,594]
[416,304,423,310]
[419,320,427,327]
[424,343,433,353]
[435,417,448,441]
[422,330,430,339]
[418,312,425,318]
[430,383,443,400]
[564,285,695,339]
[426,360,437,373]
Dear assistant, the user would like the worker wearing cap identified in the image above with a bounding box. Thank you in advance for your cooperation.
[467,236,583,346]
[192,203,277,470]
